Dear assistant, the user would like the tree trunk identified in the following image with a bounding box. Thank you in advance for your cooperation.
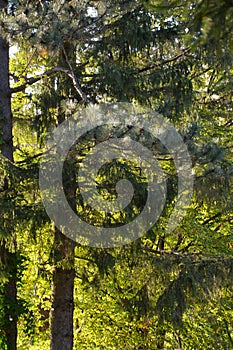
[50,149,76,349]
[50,44,77,350]
[0,25,13,161]
[0,248,17,350]
[0,1,17,348]
[50,229,75,350]
[50,161,76,350]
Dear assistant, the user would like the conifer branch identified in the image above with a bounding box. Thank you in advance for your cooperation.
[141,245,199,256]
[214,216,233,231]
[137,48,191,74]
[10,67,90,103]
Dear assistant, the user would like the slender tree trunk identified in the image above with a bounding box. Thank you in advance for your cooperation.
[50,229,75,350]
[50,44,77,350]
[50,160,76,350]
[0,1,17,348]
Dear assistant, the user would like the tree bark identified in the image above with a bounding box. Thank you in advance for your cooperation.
[50,229,75,350]
[0,1,17,348]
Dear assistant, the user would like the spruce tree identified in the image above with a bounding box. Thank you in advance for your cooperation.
[0,0,232,348]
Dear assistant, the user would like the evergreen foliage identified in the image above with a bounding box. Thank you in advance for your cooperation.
[0,0,232,348]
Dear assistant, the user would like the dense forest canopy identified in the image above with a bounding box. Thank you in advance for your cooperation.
[0,0,232,349]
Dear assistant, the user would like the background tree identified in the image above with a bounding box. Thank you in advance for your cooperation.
[0,0,17,347]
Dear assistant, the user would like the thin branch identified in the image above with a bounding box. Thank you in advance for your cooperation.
[10,66,90,104]
[214,217,233,231]
[178,241,195,253]
[137,48,191,74]
[15,147,53,164]
[223,318,233,346]
[20,48,38,76]
[74,256,94,263]
[141,245,202,257]
[202,212,223,225]
[190,67,213,80]
[62,46,90,104]
[142,245,180,256]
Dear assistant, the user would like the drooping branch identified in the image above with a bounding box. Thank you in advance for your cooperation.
[137,48,191,74]
[10,67,90,104]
